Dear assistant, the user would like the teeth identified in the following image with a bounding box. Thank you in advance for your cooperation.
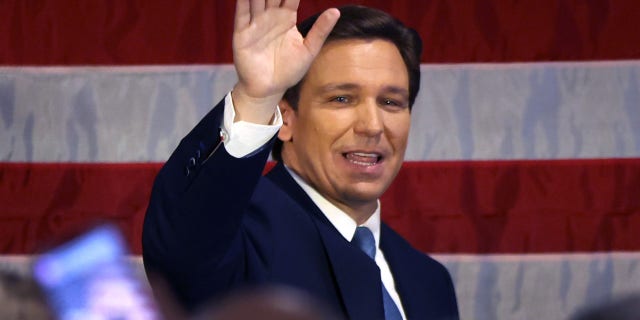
[352,152,377,158]
[345,152,380,166]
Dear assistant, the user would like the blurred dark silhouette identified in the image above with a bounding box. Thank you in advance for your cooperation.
[193,286,341,320]
[0,268,52,320]
[570,293,640,320]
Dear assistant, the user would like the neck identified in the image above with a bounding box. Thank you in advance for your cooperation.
[332,200,377,225]
[282,162,378,225]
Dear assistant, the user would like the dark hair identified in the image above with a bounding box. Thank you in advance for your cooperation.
[272,5,423,162]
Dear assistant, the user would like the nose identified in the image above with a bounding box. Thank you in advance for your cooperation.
[353,99,384,137]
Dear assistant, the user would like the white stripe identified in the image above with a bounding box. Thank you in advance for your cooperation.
[434,252,640,320]
[1,61,639,162]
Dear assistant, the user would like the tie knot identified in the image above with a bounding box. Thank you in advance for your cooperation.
[352,226,376,259]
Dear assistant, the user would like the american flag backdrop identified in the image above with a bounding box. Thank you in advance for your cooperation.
[1,1,640,319]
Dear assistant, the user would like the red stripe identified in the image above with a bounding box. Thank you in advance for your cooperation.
[2,0,639,65]
[1,163,157,255]
[2,159,639,254]
[383,159,640,254]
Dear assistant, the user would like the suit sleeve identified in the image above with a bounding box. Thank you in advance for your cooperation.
[142,98,274,310]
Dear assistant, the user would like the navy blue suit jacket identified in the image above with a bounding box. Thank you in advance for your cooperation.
[142,99,459,319]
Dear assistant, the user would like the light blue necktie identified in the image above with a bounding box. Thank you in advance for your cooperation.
[352,226,403,320]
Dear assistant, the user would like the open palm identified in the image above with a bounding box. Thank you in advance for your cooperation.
[232,0,339,121]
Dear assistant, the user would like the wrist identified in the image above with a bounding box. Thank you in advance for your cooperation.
[231,87,282,125]
[231,85,281,125]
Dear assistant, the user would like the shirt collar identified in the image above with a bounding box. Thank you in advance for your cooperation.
[285,166,381,247]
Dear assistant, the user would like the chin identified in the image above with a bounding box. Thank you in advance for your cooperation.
[343,184,387,203]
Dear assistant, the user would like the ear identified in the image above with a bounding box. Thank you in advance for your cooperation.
[277,99,296,142]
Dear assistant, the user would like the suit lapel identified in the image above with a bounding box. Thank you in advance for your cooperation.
[380,223,428,319]
[265,162,332,226]
[266,163,385,319]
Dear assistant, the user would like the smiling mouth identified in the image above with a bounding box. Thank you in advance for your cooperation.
[343,152,382,166]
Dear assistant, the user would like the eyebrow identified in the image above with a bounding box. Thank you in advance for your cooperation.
[317,83,360,93]
[382,86,410,99]
[317,83,409,98]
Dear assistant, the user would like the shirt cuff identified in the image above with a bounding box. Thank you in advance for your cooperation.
[221,92,283,158]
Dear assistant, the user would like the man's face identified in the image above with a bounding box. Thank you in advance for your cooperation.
[279,39,411,220]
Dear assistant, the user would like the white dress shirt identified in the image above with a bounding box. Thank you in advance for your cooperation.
[221,92,407,319]
[221,92,282,157]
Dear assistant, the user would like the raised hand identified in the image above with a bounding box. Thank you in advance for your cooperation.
[231,0,340,124]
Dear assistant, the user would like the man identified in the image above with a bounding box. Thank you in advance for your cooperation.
[142,0,459,319]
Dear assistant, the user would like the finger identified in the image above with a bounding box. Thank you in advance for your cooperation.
[235,0,251,30]
[250,0,266,20]
[303,8,340,56]
[281,0,300,11]
[266,0,281,8]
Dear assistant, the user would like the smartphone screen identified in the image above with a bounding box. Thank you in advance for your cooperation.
[32,225,160,320]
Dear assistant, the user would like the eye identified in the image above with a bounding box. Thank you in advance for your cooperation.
[330,96,350,104]
[383,98,398,106]
[379,98,407,109]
